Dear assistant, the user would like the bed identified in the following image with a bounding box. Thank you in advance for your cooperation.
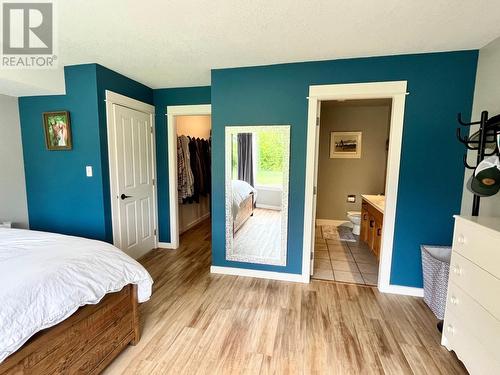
[0,228,153,374]
[232,180,256,233]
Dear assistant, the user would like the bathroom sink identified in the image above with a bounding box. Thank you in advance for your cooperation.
[361,194,385,213]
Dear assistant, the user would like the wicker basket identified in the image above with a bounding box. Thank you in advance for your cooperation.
[421,245,452,320]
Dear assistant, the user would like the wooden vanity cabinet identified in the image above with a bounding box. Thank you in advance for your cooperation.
[373,221,382,258]
[361,204,369,243]
[360,199,383,259]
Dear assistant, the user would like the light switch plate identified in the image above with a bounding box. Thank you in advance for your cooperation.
[86,166,93,177]
[347,195,356,203]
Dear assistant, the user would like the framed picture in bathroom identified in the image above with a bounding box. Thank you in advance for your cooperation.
[330,131,362,159]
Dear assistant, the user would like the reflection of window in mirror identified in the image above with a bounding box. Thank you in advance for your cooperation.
[254,131,285,188]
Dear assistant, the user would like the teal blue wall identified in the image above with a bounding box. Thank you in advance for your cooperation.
[19,64,153,242]
[153,87,211,242]
[18,51,478,288]
[211,51,478,287]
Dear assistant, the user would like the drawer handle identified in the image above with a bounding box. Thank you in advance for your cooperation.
[456,234,466,245]
[450,296,459,305]
[446,324,455,334]
[452,265,462,276]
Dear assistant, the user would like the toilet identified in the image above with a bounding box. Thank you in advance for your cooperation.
[347,211,361,235]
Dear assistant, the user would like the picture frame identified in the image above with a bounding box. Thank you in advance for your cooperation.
[43,111,72,150]
[330,131,362,159]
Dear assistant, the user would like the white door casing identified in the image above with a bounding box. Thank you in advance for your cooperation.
[310,100,322,275]
[303,81,416,296]
[162,104,211,250]
[106,91,158,259]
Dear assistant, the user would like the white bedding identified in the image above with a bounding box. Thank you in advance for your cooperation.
[232,180,257,219]
[0,228,153,363]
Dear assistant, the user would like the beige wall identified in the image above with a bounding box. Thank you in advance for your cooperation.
[316,99,391,220]
[176,115,211,139]
[176,115,211,233]
[461,36,500,217]
[0,94,29,228]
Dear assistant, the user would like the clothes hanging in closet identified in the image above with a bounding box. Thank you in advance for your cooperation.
[177,136,194,202]
[177,135,211,204]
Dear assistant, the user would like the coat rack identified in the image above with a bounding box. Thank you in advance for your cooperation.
[456,111,500,216]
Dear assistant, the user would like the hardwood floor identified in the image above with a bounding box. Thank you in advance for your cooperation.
[104,219,466,375]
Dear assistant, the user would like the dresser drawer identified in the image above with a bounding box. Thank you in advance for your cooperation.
[443,311,500,375]
[449,252,500,319]
[453,218,500,278]
[445,281,500,351]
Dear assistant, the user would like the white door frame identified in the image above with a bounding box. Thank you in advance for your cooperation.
[303,81,421,296]
[161,104,212,249]
[105,90,159,249]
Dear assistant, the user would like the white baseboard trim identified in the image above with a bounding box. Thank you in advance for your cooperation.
[210,266,309,283]
[158,242,177,249]
[179,212,210,234]
[255,203,281,211]
[379,284,424,297]
[316,218,351,227]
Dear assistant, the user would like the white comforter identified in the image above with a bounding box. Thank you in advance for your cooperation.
[232,180,257,219]
[0,228,153,363]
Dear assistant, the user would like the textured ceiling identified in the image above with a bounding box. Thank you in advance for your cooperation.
[1,0,500,96]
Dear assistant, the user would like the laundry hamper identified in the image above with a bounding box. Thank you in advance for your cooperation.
[420,245,452,320]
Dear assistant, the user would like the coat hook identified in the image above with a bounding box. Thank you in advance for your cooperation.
[463,154,476,170]
[457,113,481,126]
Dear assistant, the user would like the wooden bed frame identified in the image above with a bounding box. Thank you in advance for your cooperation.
[0,284,140,375]
[233,192,254,234]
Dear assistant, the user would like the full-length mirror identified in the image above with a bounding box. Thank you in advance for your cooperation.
[225,125,290,266]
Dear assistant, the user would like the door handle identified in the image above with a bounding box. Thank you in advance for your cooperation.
[120,194,132,200]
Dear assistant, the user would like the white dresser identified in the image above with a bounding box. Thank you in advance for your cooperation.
[442,215,500,374]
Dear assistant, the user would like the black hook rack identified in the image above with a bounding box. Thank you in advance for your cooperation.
[457,113,481,126]
[456,111,500,216]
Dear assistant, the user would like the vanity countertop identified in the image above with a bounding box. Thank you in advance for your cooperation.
[361,195,385,214]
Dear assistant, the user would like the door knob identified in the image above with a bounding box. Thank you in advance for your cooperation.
[120,194,132,200]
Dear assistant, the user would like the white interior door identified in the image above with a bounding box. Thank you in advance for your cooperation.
[310,101,322,275]
[112,104,156,258]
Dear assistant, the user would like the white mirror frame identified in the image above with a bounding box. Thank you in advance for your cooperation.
[225,125,290,266]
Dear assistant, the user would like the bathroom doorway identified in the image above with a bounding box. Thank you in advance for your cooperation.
[303,81,408,293]
[312,99,391,286]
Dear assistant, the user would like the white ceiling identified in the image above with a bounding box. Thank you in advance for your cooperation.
[2,0,500,96]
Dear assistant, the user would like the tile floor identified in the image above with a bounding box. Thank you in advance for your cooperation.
[312,225,379,286]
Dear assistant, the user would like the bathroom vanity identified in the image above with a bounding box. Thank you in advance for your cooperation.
[360,195,385,259]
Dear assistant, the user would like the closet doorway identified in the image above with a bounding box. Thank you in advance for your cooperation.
[166,105,212,249]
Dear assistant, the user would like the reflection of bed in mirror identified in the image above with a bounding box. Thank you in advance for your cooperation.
[232,180,255,233]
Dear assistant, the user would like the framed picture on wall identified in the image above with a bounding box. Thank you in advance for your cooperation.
[330,131,362,158]
[43,111,72,150]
